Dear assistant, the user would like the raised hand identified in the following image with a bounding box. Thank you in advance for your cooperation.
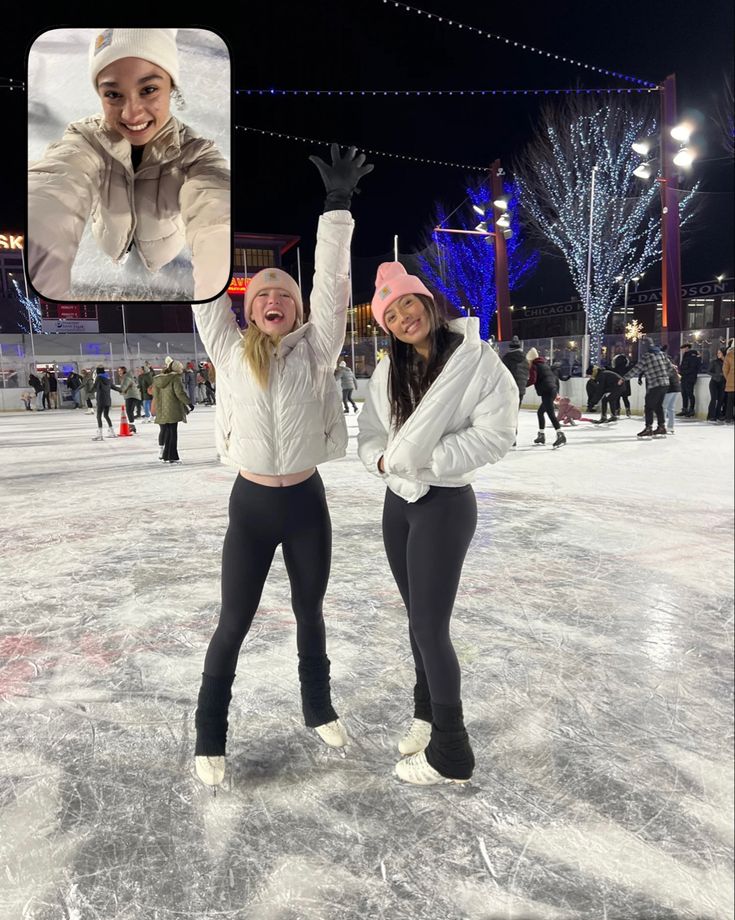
[309,143,374,212]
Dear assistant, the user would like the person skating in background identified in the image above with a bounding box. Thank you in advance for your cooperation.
[724,340,735,424]
[335,360,358,413]
[115,366,140,433]
[80,369,96,414]
[501,335,529,446]
[527,348,566,448]
[190,145,372,789]
[707,348,726,423]
[28,372,44,411]
[623,337,670,438]
[41,370,51,410]
[199,362,216,405]
[66,370,83,409]
[678,343,701,418]
[92,366,117,440]
[183,361,198,408]
[555,395,583,426]
[611,352,633,417]
[20,391,33,411]
[357,262,517,786]
[586,365,626,423]
[138,364,155,421]
[47,370,59,409]
[153,359,191,463]
[662,354,681,435]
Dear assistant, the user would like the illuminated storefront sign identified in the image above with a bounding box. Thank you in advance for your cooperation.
[0,233,24,250]
[227,276,252,295]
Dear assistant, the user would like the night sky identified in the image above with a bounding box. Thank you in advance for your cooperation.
[3,0,733,304]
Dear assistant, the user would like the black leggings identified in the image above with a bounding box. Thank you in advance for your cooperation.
[382,485,477,707]
[342,388,357,411]
[203,472,332,678]
[158,422,179,461]
[96,405,112,427]
[537,391,560,430]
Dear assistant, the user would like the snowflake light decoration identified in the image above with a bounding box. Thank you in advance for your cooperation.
[625,319,645,342]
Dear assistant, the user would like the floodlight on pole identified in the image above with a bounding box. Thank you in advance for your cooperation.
[633,161,654,179]
[492,197,509,211]
[496,213,511,228]
[672,147,695,168]
[632,139,652,156]
[472,204,485,216]
[670,122,693,143]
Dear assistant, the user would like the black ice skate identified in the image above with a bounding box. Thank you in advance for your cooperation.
[533,431,545,445]
[637,426,654,438]
[552,431,567,449]
[652,426,667,437]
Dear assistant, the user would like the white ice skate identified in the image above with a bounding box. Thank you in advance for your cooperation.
[105,428,117,438]
[92,430,103,441]
[398,718,432,756]
[195,755,225,787]
[394,750,470,786]
[314,719,349,748]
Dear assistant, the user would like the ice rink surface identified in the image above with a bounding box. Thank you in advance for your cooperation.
[0,407,733,920]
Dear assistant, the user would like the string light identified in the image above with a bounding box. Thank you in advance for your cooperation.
[11,280,42,334]
[236,86,657,97]
[236,125,486,170]
[0,78,25,91]
[381,0,657,88]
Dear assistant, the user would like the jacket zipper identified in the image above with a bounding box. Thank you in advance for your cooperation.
[274,353,283,472]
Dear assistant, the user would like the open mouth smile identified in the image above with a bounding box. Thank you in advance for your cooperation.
[264,310,285,322]
[403,319,421,334]
[121,120,153,133]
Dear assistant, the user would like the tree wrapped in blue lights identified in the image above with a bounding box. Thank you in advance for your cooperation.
[515,97,698,362]
[416,179,538,340]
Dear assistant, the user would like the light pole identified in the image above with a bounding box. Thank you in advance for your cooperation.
[632,74,694,336]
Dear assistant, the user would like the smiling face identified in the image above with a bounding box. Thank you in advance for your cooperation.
[383,294,433,355]
[96,57,172,146]
[250,288,298,336]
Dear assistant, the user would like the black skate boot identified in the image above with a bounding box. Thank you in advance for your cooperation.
[552,431,567,449]
[533,431,545,446]
[637,426,654,438]
[652,425,667,437]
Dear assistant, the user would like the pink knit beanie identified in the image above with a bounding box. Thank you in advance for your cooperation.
[244,268,303,323]
[371,263,433,331]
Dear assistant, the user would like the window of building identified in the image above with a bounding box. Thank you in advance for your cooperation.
[233,248,276,271]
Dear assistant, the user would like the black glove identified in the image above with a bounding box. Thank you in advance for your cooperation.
[309,143,374,212]
[188,404,195,412]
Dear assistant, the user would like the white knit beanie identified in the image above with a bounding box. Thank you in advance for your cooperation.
[89,29,179,90]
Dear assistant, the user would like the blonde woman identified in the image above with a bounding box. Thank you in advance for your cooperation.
[191,145,372,787]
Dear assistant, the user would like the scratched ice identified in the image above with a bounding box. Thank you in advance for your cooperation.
[0,406,732,920]
[27,28,230,302]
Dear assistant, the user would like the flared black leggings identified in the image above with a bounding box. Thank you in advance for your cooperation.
[203,472,332,677]
[96,405,112,427]
[382,485,477,707]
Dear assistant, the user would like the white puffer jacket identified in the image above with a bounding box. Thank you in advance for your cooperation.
[28,114,230,301]
[357,318,518,502]
[192,210,354,475]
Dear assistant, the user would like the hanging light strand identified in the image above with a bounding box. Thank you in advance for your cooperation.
[380,0,657,88]
[236,86,657,97]
[236,125,486,170]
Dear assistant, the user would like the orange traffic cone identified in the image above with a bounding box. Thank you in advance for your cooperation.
[119,405,133,437]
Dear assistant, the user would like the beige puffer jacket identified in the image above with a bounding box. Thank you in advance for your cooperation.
[192,210,354,476]
[357,318,518,503]
[28,114,230,301]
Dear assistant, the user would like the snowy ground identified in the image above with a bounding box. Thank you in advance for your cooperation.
[0,407,733,920]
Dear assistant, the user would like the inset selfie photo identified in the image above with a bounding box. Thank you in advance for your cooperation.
[27,28,231,303]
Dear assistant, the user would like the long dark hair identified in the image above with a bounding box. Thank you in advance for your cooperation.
[387,294,460,430]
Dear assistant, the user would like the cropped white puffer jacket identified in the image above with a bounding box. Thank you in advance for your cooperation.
[192,210,353,475]
[357,317,518,502]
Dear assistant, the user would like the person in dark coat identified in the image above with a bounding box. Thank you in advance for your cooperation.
[678,343,702,417]
[29,372,44,411]
[526,347,565,448]
[662,355,681,434]
[92,367,117,440]
[153,360,192,463]
[502,336,529,446]
[611,353,632,417]
[66,370,83,409]
[624,338,670,437]
[707,348,726,422]
[138,365,155,421]
[183,361,198,408]
[586,366,626,422]
[47,370,59,408]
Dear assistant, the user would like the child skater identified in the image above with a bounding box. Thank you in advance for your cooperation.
[357,265,517,785]
[190,145,372,787]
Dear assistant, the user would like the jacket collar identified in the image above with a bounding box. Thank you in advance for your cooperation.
[77,114,182,171]
[275,322,311,357]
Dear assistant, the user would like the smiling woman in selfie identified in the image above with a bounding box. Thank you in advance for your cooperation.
[28,28,230,302]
